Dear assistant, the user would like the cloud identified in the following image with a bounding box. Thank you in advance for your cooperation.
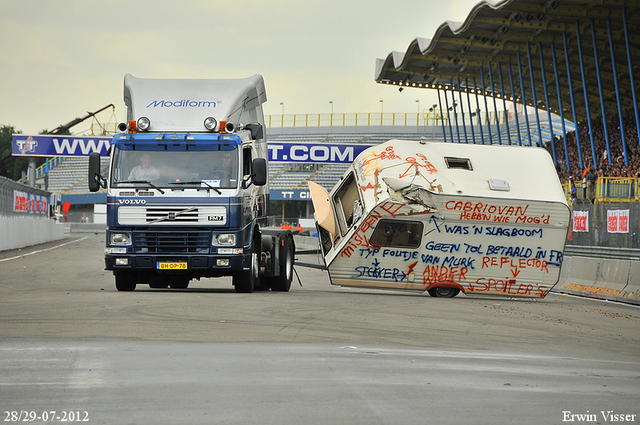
[0,0,479,134]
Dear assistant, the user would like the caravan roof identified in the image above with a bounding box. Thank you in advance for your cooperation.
[355,140,565,204]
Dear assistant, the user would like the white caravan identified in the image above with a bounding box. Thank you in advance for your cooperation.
[309,139,570,298]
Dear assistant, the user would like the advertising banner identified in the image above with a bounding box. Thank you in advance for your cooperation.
[13,190,48,215]
[607,209,629,233]
[12,135,111,157]
[572,210,589,232]
[13,136,369,164]
[267,142,370,163]
[270,189,313,201]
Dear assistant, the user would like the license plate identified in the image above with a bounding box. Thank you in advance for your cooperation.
[157,262,188,270]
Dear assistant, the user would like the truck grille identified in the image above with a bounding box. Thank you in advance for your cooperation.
[133,231,210,253]
[118,206,226,225]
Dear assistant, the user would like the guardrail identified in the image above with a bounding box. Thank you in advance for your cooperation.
[564,245,640,260]
[265,111,508,128]
[563,177,639,203]
[0,175,51,218]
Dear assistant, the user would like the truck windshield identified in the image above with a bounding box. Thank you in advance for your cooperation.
[110,146,238,189]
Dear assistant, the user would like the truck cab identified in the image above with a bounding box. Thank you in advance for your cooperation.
[90,74,294,293]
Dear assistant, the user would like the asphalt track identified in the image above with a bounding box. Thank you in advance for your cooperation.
[0,233,639,425]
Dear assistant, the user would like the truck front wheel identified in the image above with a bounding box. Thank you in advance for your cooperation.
[233,239,258,293]
[269,236,293,292]
[115,271,136,292]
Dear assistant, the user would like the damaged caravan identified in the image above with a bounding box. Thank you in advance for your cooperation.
[309,139,570,298]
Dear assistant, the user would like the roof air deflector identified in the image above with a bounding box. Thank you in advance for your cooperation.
[445,156,473,171]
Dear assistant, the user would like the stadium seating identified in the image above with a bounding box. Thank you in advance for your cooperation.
[47,156,109,194]
[43,129,432,194]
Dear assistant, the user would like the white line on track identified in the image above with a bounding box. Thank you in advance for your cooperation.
[0,236,89,263]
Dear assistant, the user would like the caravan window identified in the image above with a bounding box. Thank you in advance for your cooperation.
[370,220,423,248]
[332,172,363,236]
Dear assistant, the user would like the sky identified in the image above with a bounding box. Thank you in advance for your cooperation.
[1,0,481,135]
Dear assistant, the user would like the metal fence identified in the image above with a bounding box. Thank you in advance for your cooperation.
[568,202,640,249]
[265,111,508,128]
[563,177,639,203]
[0,176,52,218]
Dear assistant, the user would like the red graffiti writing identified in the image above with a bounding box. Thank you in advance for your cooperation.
[407,261,418,274]
[379,201,403,217]
[467,278,549,297]
[422,265,468,284]
[359,209,382,233]
[360,146,401,177]
[360,182,376,192]
[340,210,382,258]
[398,153,438,178]
[445,200,530,216]
[444,200,551,224]
[481,256,549,275]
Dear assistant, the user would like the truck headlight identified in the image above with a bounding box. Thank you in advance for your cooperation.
[110,233,132,245]
[214,234,235,245]
[204,117,218,132]
[137,116,151,131]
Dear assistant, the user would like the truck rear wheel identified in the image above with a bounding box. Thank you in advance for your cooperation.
[233,239,258,293]
[427,287,460,298]
[269,236,293,292]
[115,271,136,292]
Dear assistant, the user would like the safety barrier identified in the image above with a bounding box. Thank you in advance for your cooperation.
[554,255,640,306]
[0,176,64,251]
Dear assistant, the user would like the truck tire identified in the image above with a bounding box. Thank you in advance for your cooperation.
[233,239,258,293]
[269,236,293,292]
[169,277,190,289]
[115,271,136,292]
[427,287,460,298]
[149,275,168,289]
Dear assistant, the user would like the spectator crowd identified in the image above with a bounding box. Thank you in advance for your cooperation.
[546,110,640,184]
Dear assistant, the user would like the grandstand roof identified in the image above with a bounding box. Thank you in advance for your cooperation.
[375,0,640,122]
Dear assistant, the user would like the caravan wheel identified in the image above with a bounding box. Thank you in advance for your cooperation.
[428,287,460,298]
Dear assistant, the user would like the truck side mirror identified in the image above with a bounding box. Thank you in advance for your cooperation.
[252,158,267,186]
[88,152,105,192]
[245,123,264,140]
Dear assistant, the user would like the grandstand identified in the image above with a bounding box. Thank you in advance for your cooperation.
[3,0,638,254]
[39,112,571,195]
[46,156,109,194]
[40,126,434,195]
[266,126,439,191]
[375,0,640,178]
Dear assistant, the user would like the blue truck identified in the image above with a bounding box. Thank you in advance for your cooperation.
[89,74,294,293]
